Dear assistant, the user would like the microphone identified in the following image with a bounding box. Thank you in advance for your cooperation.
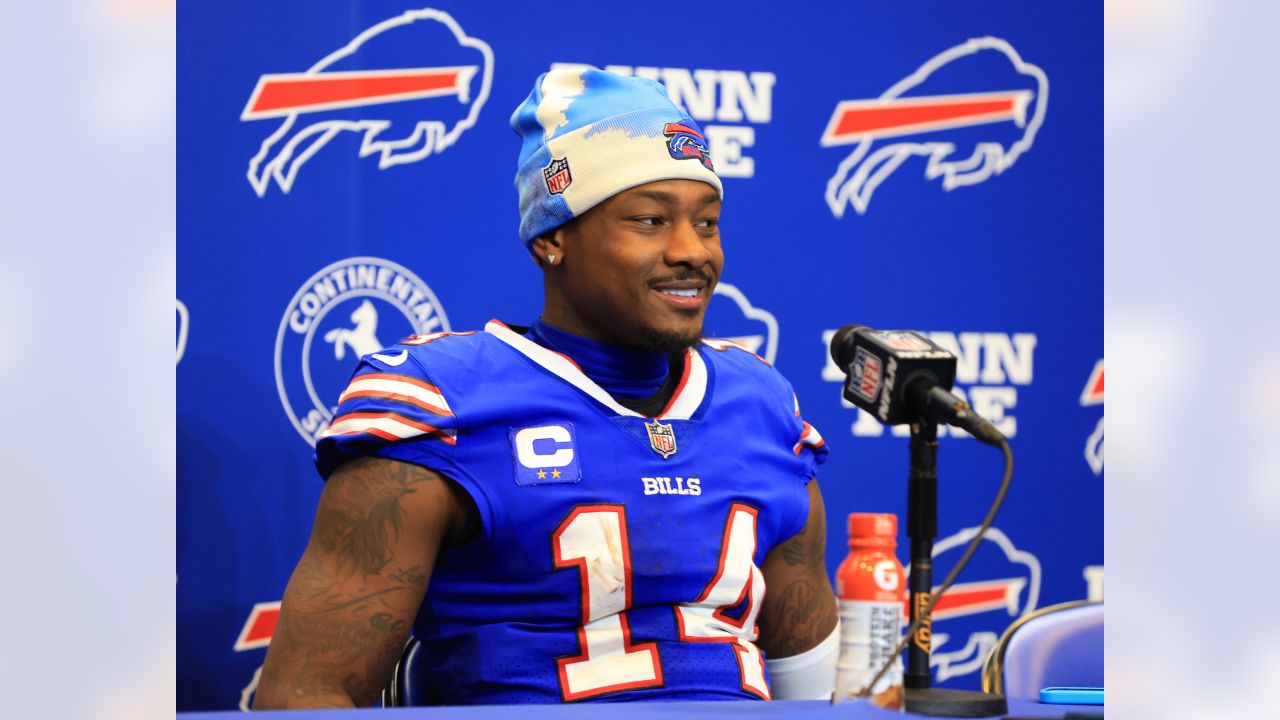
[829,324,1006,446]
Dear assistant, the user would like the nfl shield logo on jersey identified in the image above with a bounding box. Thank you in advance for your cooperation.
[645,419,677,459]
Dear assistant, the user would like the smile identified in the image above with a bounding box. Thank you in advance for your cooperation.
[651,284,706,311]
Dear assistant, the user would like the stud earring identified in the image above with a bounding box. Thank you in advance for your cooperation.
[546,254,557,264]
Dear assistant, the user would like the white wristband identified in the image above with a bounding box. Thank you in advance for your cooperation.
[765,621,840,700]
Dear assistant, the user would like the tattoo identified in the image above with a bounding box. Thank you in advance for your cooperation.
[292,586,417,616]
[757,481,838,659]
[369,612,408,635]
[781,486,826,568]
[299,617,378,659]
[390,565,429,588]
[264,586,417,706]
[253,458,448,709]
[766,579,828,656]
[781,536,806,566]
[313,459,430,580]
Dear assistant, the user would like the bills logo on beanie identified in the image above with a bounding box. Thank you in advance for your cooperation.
[662,122,714,171]
[510,67,724,246]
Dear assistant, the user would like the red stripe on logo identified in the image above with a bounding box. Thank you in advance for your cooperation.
[1087,366,1104,398]
[1080,360,1104,406]
[826,91,1029,144]
[930,578,1022,620]
[246,68,464,116]
[663,122,703,139]
[244,607,279,645]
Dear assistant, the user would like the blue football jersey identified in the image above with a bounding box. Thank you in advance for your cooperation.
[315,321,828,704]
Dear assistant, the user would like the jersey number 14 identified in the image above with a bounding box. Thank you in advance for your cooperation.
[551,503,769,701]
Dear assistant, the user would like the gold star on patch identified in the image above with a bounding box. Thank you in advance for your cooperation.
[536,469,547,479]
[551,468,562,479]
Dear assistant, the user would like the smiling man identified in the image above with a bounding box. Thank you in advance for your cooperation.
[537,180,722,353]
[253,68,838,709]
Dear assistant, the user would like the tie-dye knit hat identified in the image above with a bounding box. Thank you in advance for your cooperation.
[511,66,723,246]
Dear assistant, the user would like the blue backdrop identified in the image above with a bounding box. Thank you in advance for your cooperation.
[178,1,1102,710]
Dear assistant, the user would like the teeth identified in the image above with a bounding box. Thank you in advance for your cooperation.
[661,288,698,298]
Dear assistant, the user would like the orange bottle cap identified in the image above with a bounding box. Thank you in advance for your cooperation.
[848,512,898,539]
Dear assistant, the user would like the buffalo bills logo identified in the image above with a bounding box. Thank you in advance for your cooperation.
[1080,359,1103,475]
[241,9,494,197]
[821,37,1047,217]
[663,122,714,171]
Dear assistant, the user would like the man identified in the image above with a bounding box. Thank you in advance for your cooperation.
[253,68,838,708]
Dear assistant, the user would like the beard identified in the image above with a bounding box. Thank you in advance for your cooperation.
[633,322,703,355]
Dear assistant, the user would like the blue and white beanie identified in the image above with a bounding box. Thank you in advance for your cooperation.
[511,67,724,246]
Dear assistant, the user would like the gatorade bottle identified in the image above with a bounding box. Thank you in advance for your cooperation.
[833,512,906,710]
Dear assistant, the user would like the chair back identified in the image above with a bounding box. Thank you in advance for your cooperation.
[382,635,433,707]
[981,600,1103,698]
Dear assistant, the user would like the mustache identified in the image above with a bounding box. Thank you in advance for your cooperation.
[651,267,716,286]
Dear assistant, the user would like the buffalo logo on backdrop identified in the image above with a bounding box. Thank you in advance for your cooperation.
[241,8,494,196]
[907,527,1041,683]
[233,601,281,711]
[702,283,779,364]
[822,328,1035,439]
[1080,359,1104,475]
[276,256,450,446]
[821,37,1047,218]
[551,62,774,179]
[176,298,189,364]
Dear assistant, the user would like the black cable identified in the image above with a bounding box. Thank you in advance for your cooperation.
[851,438,1014,701]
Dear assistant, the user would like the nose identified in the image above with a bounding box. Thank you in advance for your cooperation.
[663,220,714,271]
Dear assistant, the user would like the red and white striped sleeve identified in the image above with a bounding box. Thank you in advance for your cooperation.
[791,391,829,461]
[314,351,461,479]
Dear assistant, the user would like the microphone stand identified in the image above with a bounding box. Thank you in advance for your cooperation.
[903,419,1008,717]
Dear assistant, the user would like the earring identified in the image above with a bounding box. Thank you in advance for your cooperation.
[546,254,557,265]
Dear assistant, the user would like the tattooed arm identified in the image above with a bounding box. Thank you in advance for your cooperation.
[757,479,839,658]
[252,457,472,709]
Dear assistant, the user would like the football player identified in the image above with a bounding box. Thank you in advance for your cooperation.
[254,67,838,708]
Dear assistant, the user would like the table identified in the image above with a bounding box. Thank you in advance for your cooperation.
[181,697,1100,719]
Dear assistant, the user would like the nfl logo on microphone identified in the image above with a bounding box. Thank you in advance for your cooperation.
[543,157,572,194]
[851,346,883,403]
[645,419,677,459]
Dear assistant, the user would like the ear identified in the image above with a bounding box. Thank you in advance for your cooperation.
[530,229,567,268]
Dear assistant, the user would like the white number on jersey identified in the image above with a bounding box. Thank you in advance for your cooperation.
[552,506,663,700]
[552,503,768,700]
[675,503,769,699]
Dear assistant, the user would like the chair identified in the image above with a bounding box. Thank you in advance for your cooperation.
[381,635,433,707]
[981,600,1103,698]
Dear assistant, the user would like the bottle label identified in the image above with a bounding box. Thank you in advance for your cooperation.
[835,599,904,710]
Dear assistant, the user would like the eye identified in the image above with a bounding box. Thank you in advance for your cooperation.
[696,217,719,229]
[632,216,664,226]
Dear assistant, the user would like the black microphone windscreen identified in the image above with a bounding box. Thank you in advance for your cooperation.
[829,324,868,368]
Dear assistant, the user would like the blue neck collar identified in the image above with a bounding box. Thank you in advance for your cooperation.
[525,319,669,399]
